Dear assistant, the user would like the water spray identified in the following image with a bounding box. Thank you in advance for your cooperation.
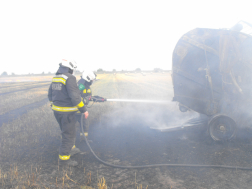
[107,99,170,104]
[91,95,170,104]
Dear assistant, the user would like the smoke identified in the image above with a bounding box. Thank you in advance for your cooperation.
[100,101,200,131]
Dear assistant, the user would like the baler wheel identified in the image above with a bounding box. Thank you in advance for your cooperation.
[208,115,236,141]
[179,105,188,112]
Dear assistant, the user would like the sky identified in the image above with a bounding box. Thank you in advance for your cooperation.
[0,0,251,75]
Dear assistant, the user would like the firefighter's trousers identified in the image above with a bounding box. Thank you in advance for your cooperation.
[76,113,89,134]
[54,112,77,159]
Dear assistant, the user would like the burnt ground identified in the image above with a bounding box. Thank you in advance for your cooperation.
[1,103,252,188]
[1,75,252,188]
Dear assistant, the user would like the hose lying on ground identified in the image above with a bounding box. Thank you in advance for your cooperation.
[80,114,252,170]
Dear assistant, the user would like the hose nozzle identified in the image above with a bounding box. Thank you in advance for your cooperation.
[91,96,107,102]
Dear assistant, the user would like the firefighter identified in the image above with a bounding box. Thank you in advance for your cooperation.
[48,59,88,167]
[76,70,96,141]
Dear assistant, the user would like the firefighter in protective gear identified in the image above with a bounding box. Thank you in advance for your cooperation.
[76,70,96,141]
[48,59,88,167]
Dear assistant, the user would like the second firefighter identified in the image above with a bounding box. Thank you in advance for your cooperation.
[76,70,96,141]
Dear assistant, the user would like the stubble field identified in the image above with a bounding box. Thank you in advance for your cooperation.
[1,73,252,189]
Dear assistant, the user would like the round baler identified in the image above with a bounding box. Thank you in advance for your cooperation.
[172,21,252,141]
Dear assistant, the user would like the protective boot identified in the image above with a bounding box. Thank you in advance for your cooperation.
[70,145,81,156]
[59,159,78,167]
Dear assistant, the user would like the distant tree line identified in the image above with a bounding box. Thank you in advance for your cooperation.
[96,68,164,73]
[153,68,163,72]
[135,68,141,72]
[0,71,16,76]
[0,71,57,76]
[97,68,104,72]
[1,71,8,76]
[1,67,167,76]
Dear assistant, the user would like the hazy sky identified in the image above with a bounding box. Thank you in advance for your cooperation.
[0,0,251,74]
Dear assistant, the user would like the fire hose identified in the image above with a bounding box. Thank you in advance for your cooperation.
[80,96,252,170]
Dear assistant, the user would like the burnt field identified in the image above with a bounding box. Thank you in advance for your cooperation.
[1,73,252,189]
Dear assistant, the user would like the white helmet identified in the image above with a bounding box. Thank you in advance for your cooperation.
[60,59,77,70]
[82,70,96,82]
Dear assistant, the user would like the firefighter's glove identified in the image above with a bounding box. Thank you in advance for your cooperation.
[83,98,87,104]
[92,97,97,102]
[85,96,91,104]
[50,101,53,107]
[84,111,89,119]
